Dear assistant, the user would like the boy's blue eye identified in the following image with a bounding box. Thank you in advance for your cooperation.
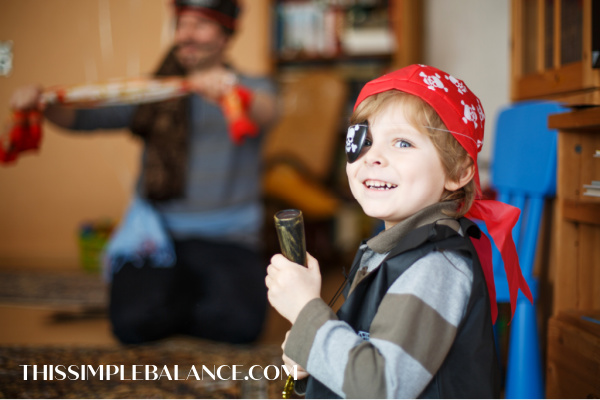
[394,140,412,148]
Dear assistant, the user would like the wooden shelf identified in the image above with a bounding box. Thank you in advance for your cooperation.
[562,199,600,225]
[548,105,600,130]
[275,53,393,67]
[271,0,422,73]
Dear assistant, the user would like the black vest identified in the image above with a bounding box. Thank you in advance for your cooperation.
[305,218,501,399]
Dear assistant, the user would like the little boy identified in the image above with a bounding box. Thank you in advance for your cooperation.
[265,64,531,398]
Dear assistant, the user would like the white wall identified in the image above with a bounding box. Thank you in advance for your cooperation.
[423,0,510,186]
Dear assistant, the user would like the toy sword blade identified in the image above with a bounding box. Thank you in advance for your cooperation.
[273,209,307,398]
[274,209,307,267]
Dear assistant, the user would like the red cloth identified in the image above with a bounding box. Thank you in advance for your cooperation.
[354,64,533,322]
[0,110,43,164]
[221,85,258,145]
[467,200,533,322]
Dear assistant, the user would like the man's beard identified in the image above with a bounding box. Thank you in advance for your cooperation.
[175,41,221,71]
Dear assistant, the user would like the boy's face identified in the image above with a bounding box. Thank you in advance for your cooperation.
[346,102,452,229]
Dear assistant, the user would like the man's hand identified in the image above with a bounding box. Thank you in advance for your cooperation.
[10,84,43,110]
[186,67,236,104]
[9,84,76,128]
[265,252,321,324]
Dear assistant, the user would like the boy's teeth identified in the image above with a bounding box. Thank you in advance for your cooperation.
[365,180,397,190]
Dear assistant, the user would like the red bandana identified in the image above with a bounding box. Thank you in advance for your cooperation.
[354,64,533,323]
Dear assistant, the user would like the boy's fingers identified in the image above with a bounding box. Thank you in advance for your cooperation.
[281,330,290,351]
[270,253,292,267]
[271,253,308,270]
[306,252,320,271]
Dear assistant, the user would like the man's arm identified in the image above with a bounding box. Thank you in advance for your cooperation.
[248,88,278,129]
[44,104,77,128]
[10,84,76,128]
[187,67,280,129]
[10,83,136,132]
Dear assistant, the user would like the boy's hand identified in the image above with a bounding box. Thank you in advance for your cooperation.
[265,252,321,324]
[282,331,309,380]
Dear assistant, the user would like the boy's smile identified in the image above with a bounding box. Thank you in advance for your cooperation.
[346,101,451,229]
[364,180,398,190]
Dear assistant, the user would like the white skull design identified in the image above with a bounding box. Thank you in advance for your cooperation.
[445,74,467,94]
[346,126,358,153]
[420,72,448,92]
[476,99,485,122]
[461,100,478,128]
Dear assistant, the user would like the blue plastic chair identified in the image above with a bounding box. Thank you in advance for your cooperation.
[488,100,564,399]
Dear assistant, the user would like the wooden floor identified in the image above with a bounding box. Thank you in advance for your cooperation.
[0,268,345,348]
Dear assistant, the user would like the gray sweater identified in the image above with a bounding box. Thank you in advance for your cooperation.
[72,74,276,249]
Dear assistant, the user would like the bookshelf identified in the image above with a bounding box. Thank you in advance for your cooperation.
[582,148,600,198]
[271,0,422,71]
[510,0,600,105]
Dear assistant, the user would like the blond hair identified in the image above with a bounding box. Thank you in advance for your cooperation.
[351,90,476,217]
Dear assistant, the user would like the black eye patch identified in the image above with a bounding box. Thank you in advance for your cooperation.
[345,122,368,163]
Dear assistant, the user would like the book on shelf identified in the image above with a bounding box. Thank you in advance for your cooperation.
[274,0,394,61]
[583,181,600,198]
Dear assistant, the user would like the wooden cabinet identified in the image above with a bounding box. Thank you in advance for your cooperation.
[545,106,600,398]
[548,108,600,313]
[546,310,600,398]
[511,0,600,105]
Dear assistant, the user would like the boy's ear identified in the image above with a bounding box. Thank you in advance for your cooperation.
[445,158,476,191]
